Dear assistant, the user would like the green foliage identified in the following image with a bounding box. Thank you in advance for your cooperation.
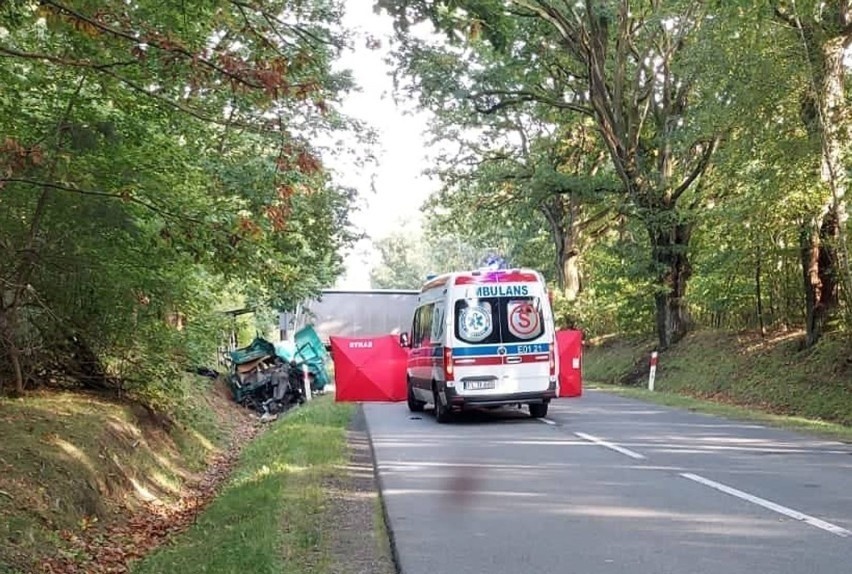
[552,227,655,336]
[0,1,362,400]
[369,225,498,289]
[379,0,851,343]
[370,231,430,289]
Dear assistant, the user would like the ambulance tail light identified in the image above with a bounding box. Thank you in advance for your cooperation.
[444,347,455,382]
[549,347,556,377]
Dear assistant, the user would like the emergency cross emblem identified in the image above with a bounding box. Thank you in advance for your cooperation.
[459,304,492,342]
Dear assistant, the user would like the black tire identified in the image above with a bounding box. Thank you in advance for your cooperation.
[407,380,425,412]
[529,402,549,418]
[433,387,451,423]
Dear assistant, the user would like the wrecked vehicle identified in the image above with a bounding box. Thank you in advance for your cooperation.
[226,337,307,415]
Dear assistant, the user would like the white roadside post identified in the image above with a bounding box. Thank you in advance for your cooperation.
[648,351,658,391]
[303,364,313,401]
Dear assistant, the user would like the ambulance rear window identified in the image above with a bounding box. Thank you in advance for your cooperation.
[455,297,544,345]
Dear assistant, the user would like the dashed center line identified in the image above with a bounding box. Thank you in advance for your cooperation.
[574,431,646,460]
[542,417,848,540]
[680,473,851,538]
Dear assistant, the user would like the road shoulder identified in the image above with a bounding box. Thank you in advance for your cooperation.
[322,405,397,574]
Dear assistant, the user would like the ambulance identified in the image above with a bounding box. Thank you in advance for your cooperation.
[399,268,558,422]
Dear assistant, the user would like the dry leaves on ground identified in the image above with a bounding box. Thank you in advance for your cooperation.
[40,420,261,574]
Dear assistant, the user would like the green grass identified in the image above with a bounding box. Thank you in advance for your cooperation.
[373,490,394,568]
[582,334,657,384]
[130,397,355,574]
[583,329,852,443]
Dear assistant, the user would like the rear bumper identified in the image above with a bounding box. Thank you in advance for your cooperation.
[444,386,556,409]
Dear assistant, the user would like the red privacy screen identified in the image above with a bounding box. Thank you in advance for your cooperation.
[331,335,408,402]
[556,330,583,397]
[331,331,581,402]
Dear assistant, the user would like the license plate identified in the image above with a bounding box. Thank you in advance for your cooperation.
[465,380,495,390]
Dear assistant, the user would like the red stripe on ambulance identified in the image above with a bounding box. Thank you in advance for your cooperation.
[454,271,539,285]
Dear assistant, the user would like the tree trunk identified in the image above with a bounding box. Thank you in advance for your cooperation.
[9,343,24,396]
[552,222,567,291]
[814,37,849,334]
[542,199,583,300]
[799,34,847,346]
[563,246,582,301]
[0,309,25,395]
[649,219,692,349]
[755,243,766,336]
[801,211,840,346]
[801,223,823,346]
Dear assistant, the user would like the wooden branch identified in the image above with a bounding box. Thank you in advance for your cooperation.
[1,178,208,225]
[506,7,539,18]
[233,2,292,55]
[576,205,615,232]
[0,46,278,132]
[45,0,265,90]
[229,0,340,49]
[512,0,581,54]
[95,67,273,133]
[469,89,593,116]
[773,5,801,29]
[671,137,720,202]
[0,45,134,70]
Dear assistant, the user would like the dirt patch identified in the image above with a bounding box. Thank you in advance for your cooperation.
[319,406,396,574]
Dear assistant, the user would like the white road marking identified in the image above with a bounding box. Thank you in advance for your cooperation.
[540,417,557,426]
[680,473,851,538]
[574,431,646,460]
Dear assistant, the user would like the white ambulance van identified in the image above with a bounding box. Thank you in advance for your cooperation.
[399,268,558,422]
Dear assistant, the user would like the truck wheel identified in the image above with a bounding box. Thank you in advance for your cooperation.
[433,388,451,423]
[529,402,548,418]
[407,380,425,412]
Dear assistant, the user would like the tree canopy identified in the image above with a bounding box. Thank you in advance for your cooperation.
[378,0,851,348]
[0,0,362,401]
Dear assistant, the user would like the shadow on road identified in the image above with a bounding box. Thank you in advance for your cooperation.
[415,404,539,425]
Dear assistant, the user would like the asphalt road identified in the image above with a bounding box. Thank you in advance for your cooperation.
[363,390,852,574]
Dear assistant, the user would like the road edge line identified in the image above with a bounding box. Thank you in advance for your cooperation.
[362,404,406,574]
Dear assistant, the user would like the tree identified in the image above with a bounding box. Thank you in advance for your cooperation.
[772,0,852,345]
[370,227,490,289]
[370,232,430,289]
[380,0,739,348]
[0,1,359,397]
[427,115,620,298]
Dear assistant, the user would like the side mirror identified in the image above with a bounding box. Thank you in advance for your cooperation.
[399,332,410,348]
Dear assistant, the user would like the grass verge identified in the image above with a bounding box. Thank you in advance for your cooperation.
[583,329,852,443]
[130,396,355,574]
[373,496,394,568]
[588,383,852,443]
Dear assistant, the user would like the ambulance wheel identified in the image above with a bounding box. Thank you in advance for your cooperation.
[433,388,451,424]
[407,380,425,412]
[529,402,548,418]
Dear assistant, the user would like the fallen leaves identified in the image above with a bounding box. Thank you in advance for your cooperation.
[40,420,262,574]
